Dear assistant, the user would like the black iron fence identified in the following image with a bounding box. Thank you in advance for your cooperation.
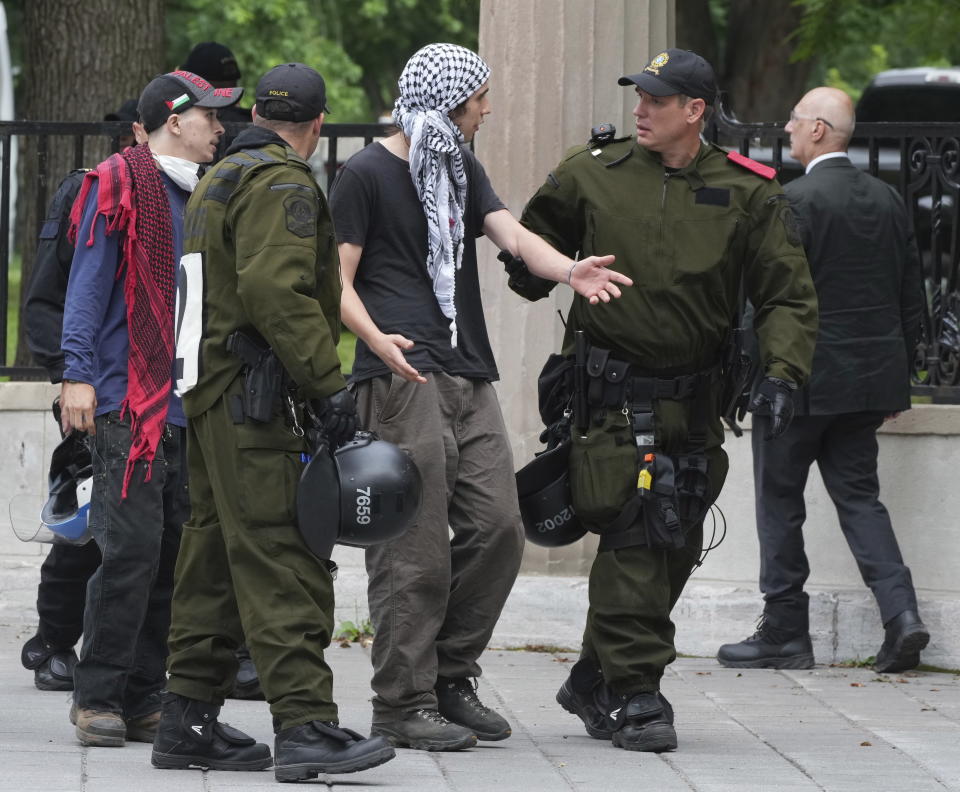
[0,119,390,379]
[710,107,960,402]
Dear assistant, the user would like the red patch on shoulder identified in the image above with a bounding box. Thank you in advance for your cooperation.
[727,151,776,180]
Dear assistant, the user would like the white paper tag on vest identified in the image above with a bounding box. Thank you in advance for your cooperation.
[174,251,203,397]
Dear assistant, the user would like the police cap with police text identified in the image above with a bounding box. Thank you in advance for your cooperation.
[138,70,243,133]
[618,48,718,105]
[256,63,330,121]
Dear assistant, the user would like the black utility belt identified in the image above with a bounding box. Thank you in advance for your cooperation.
[584,346,715,410]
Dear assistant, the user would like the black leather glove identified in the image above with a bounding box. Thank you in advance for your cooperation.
[497,250,557,302]
[749,376,796,440]
[313,388,357,448]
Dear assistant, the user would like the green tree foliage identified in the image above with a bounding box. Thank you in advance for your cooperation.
[323,0,479,119]
[793,0,960,102]
[166,0,479,122]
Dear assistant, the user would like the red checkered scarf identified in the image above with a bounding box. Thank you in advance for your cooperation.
[69,143,175,498]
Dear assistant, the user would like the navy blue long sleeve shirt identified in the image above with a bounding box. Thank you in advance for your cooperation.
[61,174,187,427]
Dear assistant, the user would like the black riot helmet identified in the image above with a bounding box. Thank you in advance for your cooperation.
[515,441,587,547]
[296,431,422,559]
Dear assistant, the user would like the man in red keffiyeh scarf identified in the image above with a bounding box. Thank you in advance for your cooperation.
[58,70,241,749]
[68,141,176,496]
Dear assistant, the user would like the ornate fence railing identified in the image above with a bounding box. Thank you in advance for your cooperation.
[0,119,390,379]
[710,107,960,403]
[4,115,960,402]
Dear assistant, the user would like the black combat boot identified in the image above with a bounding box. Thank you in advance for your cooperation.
[717,616,814,669]
[555,658,617,739]
[274,721,395,780]
[610,691,677,752]
[436,676,511,740]
[21,634,78,691]
[230,644,264,700]
[151,691,272,771]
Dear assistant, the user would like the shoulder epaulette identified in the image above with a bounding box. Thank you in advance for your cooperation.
[561,144,593,164]
[591,137,633,168]
[726,151,776,180]
[203,150,275,204]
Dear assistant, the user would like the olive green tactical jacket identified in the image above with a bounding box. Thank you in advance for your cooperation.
[522,139,818,386]
[182,128,345,418]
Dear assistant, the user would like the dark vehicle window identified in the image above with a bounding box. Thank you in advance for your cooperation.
[857,85,960,123]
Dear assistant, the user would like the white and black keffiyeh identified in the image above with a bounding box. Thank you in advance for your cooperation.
[393,43,490,347]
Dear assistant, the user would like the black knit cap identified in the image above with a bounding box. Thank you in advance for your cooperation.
[618,48,718,105]
[138,70,243,133]
[104,99,139,123]
[255,63,329,121]
[181,41,242,84]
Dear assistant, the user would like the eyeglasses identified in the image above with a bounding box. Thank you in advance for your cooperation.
[789,111,834,129]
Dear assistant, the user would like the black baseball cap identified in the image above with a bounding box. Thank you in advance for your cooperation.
[618,48,718,105]
[138,70,243,133]
[255,63,329,122]
[181,41,242,84]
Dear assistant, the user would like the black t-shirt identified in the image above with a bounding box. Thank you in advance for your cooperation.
[330,141,505,382]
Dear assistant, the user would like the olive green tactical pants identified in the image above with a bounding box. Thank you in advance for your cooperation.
[354,373,524,720]
[166,376,338,730]
[573,408,728,697]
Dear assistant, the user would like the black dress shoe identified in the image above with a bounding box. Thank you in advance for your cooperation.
[874,610,930,673]
[274,721,394,780]
[717,619,814,669]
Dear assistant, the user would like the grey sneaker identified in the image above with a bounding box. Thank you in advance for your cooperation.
[436,676,511,741]
[371,709,476,751]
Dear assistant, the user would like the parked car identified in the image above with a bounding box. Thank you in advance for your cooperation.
[856,67,960,124]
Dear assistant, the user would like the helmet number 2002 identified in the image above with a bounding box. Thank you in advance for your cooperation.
[536,506,575,534]
[356,486,372,525]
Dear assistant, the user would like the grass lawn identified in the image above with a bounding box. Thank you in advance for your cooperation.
[4,254,20,370]
[338,329,356,374]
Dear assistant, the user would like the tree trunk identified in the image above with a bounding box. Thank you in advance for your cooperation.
[14,0,165,368]
[675,0,719,71]
[721,0,812,123]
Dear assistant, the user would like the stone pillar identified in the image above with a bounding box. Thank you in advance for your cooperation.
[476,0,674,573]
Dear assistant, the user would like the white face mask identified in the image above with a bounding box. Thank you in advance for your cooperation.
[153,153,201,192]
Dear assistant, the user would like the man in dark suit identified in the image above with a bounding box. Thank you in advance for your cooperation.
[717,87,928,673]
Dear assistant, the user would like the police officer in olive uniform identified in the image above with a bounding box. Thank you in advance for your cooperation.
[520,49,818,753]
[152,64,394,780]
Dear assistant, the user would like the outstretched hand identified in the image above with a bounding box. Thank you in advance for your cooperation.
[569,255,633,304]
[370,333,428,384]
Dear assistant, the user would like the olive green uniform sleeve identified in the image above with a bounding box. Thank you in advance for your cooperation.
[743,186,819,386]
[520,149,586,259]
[229,168,345,400]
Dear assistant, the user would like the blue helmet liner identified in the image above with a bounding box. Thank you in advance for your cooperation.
[40,433,94,545]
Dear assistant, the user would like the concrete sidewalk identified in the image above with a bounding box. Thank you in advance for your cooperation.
[2,614,960,791]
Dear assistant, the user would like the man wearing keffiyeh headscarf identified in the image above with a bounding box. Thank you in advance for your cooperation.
[330,43,630,752]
